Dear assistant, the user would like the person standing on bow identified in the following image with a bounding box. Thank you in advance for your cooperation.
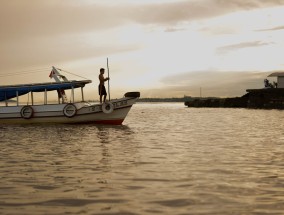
[98,68,109,103]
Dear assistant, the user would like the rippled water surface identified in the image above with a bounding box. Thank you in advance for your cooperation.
[1,103,284,214]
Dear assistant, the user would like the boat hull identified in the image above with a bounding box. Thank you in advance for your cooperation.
[0,97,138,125]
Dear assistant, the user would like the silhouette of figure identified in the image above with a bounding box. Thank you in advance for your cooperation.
[98,68,109,103]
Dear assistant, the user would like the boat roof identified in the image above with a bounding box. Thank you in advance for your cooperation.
[268,72,284,77]
[0,80,92,102]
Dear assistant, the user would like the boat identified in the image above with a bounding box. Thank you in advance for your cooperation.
[0,67,140,124]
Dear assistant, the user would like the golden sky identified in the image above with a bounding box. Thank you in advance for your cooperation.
[1,0,284,99]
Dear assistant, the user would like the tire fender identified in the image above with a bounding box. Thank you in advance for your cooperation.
[20,106,34,119]
[102,102,114,114]
[63,103,77,118]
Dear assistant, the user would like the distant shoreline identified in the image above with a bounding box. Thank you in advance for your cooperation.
[137,97,219,102]
[0,97,221,104]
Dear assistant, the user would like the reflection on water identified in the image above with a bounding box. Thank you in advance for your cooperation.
[1,103,284,214]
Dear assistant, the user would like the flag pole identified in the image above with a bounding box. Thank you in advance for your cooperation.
[107,58,110,101]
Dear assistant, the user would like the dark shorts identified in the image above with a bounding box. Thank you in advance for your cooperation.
[98,84,107,95]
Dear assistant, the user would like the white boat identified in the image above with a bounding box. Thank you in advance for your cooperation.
[0,67,140,125]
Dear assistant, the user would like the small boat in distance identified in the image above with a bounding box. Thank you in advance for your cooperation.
[0,67,140,124]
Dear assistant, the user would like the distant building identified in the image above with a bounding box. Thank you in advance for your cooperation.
[268,72,284,88]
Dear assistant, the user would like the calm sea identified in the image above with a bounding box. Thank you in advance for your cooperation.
[1,103,284,215]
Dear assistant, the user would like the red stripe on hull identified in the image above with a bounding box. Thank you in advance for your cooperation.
[94,119,124,125]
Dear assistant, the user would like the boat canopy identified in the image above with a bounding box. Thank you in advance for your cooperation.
[0,80,91,102]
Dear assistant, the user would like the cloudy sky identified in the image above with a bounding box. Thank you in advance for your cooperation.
[1,0,284,99]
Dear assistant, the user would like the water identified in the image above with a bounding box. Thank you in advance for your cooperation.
[1,103,284,214]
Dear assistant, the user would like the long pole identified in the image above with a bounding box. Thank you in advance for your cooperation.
[107,58,110,101]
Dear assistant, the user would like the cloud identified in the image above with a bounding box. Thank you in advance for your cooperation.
[151,70,273,97]
[216,41,272,54]
[125,0,284,26]
[0,1,121,41]
[139,0,284,28]
[198,26,237,35]
[1,0,284,40]
[164,27,186,33]
[0,29,141,72]
[256,25,284,31]
[0,0,283,76]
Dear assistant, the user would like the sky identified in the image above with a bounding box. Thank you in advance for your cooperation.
[1,0,284,100]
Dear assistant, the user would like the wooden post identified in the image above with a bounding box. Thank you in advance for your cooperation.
[81,87,84,102]
[107,58,110,101]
